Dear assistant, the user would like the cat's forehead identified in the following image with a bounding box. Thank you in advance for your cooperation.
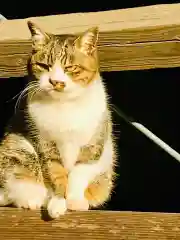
[38,34,76,63]
[50,35,76,52]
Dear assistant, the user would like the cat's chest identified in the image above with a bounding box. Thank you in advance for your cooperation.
[29,100,104,144]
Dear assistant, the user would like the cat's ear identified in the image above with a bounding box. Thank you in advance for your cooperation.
[75,27,99,56]
[27,21,50,51]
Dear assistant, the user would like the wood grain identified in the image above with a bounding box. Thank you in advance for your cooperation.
[1,4,180,77]
[0,208,180,239]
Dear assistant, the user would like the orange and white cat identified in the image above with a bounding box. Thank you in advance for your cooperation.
[0,21,117,218]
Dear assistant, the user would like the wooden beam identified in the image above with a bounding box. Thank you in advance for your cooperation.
[0,208,180,239]
[1,4,180,77]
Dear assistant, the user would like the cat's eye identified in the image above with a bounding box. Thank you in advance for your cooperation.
[36,62,52,71]
[64,64,83,75]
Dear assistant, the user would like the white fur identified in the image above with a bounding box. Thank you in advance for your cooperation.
[66,139,113,201]
[29,67,113,207]
[5,178,47,209]
[67,198,89,211]
[29,72,107,171]
[20,138,38,156]
[47,196,67,218]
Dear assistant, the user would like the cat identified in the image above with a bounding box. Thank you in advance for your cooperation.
[0,21,117,218]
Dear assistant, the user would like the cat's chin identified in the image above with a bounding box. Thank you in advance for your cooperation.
[40,88,78,101]
[41,89,63,100]
[33,86,86,102]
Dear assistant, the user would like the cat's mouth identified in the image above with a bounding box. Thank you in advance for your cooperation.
[53,83,66,92]
[42,83,66,94]
[49,79,66,92]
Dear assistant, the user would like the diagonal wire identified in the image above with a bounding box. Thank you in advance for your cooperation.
[112,105,180,163]
[0,14,7,20]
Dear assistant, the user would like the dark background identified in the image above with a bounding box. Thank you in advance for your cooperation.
[0,1,180,213]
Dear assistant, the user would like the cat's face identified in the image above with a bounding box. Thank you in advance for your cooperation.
[27,21,99,100]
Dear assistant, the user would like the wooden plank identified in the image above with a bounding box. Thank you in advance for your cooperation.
[1,4,180,77]
[0,208,180,239]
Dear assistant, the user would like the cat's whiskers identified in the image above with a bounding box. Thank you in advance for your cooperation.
[15,83,39,113]
[6,81,38,103]
[28,87,42,103]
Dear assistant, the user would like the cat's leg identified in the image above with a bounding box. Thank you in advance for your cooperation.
[84,170,116,208]
[66,139,116,211]
[0,134,47,210]
[44,161,68,218]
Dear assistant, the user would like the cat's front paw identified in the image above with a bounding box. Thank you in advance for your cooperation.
[47,196,67,218]
[7,180,47,210]
[67,198,89,211]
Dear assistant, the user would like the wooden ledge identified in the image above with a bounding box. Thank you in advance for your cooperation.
[0,208,180,239]
[1,4,180,77]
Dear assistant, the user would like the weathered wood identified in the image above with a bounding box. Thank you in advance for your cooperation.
[0,208,179,239]
[1,4,180,77]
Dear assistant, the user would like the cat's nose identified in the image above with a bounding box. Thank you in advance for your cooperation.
[49,79,66,90]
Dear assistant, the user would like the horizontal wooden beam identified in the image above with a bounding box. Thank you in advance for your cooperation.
[1,4,180,77]
[0,208,180,239]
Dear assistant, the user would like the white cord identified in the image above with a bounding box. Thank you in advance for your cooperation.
[132,122,180,163]
[0,14,7,20]
[112,105,180,163]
